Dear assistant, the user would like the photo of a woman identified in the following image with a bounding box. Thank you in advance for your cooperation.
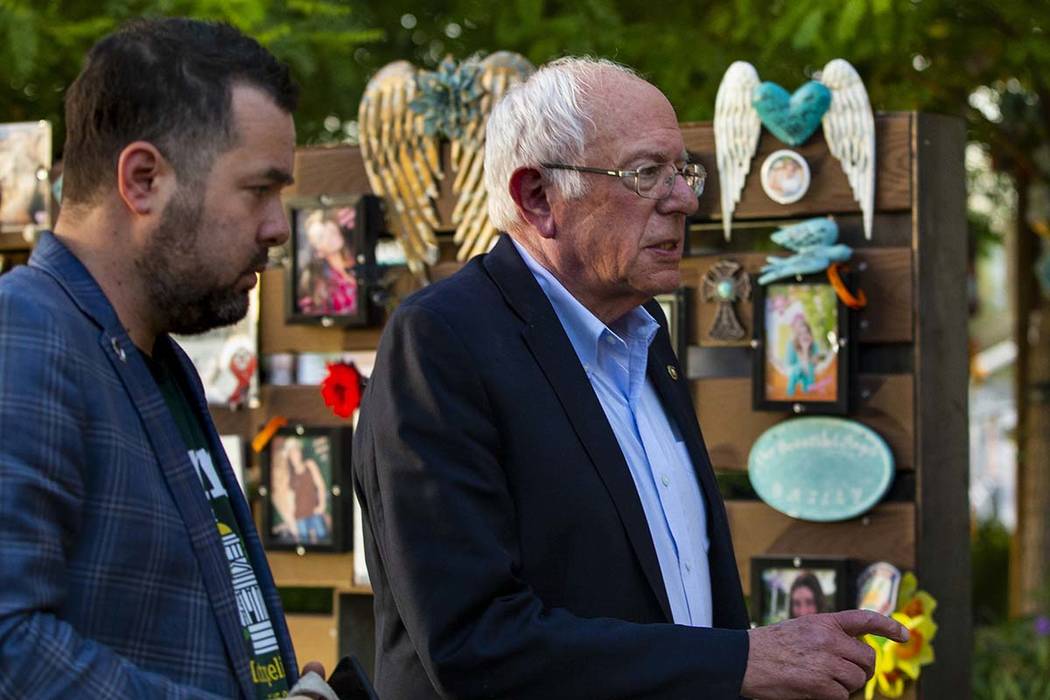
[789,571,828,618]
[755,561,842,625]
[269,435,332,545]
[295,207,359,317]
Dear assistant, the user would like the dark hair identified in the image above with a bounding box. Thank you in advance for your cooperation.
[62,17,299,204]
[789,572,827,617]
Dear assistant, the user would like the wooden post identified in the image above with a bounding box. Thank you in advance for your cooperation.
[912,113,972,699]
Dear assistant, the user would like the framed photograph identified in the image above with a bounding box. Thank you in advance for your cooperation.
[287,194,382,327]
[219,434,247,495]
[751,556,851,626]
[1,121,52,232]
[261,425,351,552]
[753,275,850,414]
[760,149,811,205]
[173,287,259,408]
[856,561,902,615]
[655,287,690,369]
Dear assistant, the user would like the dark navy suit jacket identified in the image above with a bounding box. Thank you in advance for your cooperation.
[353,235,750,699]
[0,232,297,698]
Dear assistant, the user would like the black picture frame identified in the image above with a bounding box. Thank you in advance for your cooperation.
[261,424,352,553]
[752,274,851,414]
[655,287,690,372]
[286,194,382,328]
[751,556,851,626]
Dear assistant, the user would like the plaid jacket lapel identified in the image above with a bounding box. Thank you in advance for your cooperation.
[30,232,258,698]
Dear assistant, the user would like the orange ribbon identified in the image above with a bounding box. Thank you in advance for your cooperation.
[251,415,288,453]
[827,263,867,310]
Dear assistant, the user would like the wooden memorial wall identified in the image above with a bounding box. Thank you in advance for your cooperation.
[209,112,969,697]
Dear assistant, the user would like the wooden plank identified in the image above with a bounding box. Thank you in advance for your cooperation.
[694,374,914,471]
[209,405,255,437]
[912,113,971,699]
[286,612,340,675]
[258,384,354,428]
[682,113,912,220]
[286,143,460,230]
[266,550,370,593]
[0,232,31,252]
[285,145,371,199]
[681,248,913,347]
[728,501,915,597]
[688,212,915,252]
[258,268,383,354]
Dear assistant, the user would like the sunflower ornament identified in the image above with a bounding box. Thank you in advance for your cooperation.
[862,571,938,699]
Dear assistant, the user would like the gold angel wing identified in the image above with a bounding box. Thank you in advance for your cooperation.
[714,61,762,242]
[358,61,441,276]
[451,51,535,261]
[820,59,876,239]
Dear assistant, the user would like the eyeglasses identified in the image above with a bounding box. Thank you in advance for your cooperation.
[540,161,706,200]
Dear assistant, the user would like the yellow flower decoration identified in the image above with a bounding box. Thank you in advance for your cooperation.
[888,611,937,680]
[864,634,906,699]
[895,572,938,620]
[862,572,939,698]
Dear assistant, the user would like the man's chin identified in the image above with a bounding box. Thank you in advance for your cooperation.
[168,291,250,336]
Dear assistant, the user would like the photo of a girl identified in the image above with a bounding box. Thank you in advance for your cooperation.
[763,282,839,403]
[295,207,359,316]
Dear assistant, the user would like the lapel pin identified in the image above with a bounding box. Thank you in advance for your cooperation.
[110,337,126,363]
[667,365,678,380]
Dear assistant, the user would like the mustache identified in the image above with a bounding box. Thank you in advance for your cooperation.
[245,251,270,273]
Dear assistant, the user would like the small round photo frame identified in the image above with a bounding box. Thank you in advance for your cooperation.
[760,149,811,205]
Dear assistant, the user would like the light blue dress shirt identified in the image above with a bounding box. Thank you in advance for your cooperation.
[512,239,713,627]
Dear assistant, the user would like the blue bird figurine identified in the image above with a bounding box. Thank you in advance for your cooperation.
[758,217,853,285]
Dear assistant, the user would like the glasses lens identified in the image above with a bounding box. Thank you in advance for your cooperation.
[682,163,706,197]
[636,163,706,200]
[632,164,666,199]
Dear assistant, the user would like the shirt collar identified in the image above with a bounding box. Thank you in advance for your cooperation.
[511,238,659,368]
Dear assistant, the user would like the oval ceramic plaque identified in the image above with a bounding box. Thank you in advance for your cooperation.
[748,417,893,522]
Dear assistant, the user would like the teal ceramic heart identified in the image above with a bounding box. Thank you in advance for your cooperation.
[752,81,832,147]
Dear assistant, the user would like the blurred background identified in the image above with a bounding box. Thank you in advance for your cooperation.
[3,0,1048,692]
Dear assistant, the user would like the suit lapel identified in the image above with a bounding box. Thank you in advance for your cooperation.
[30,234,256,697]
[644,306,749,629]
[484,236,673,622]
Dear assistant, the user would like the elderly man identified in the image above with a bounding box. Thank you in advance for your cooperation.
[353,58,905,699]
[0,18,333,699]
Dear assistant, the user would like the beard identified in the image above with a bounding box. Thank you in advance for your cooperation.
[136,184,263,336]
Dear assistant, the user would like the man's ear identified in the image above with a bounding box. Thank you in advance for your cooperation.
[116,141,175,216]
[509,166,556,239]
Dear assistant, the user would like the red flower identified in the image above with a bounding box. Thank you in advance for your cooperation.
[320,362,362,419]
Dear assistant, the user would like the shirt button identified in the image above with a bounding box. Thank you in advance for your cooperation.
[661,475,670,487]
[605,335,617,345]
[685,561,692,573]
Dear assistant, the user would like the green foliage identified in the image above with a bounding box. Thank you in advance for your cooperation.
[973,617,1050,700]
[972,518,1012,626]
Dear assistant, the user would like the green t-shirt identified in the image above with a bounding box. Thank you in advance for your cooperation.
[147,342,291,700]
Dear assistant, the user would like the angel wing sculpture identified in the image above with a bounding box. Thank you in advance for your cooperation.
[358,61,442,276]
[712,59,876,240]
[358,53,534,278]
[820,59,876,240]
[714,62,762,242]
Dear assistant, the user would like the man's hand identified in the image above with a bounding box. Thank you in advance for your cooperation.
[288,661,337,700]
[740,609,909,700]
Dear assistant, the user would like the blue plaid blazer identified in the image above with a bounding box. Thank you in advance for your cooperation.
[0,232,298,698]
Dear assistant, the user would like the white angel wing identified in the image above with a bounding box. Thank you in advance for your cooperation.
[358,60,441,277]
[820,59,876,239]
[713,61,762,242]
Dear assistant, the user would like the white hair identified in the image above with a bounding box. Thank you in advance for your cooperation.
[484,57,640,233]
